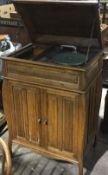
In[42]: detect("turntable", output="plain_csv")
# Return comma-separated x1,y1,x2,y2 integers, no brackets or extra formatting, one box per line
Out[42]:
37,44,99,66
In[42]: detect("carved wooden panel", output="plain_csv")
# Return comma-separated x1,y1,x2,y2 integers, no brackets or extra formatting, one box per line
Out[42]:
47,89,79,157
7,82,41,145
27,88,41,145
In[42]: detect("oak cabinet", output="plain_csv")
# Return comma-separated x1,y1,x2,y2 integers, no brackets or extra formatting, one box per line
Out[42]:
3,64,102,175
2,1,102,175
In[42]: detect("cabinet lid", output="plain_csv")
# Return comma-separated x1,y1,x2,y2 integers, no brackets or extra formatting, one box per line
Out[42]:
13,0,102,48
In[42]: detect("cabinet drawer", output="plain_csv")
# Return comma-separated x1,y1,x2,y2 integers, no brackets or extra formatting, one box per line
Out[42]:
3,58,102,92
3,60,85,91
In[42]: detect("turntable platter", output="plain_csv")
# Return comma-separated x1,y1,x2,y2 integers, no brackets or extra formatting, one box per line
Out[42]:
38,45,87,66
52,52,86,66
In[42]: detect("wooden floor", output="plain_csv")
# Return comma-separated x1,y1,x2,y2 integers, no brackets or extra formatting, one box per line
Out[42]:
0,88,108,175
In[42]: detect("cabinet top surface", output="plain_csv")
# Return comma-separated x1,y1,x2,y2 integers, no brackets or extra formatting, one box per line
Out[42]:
13,0,102,48
13,0,98,3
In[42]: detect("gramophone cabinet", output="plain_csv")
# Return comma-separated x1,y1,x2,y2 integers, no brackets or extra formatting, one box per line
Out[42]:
2,1,103,175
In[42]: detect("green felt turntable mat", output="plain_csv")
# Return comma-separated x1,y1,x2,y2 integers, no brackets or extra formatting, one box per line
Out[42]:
52,52,86,65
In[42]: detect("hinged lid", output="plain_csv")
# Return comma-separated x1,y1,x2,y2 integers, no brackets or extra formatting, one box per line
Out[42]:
13,0,102,48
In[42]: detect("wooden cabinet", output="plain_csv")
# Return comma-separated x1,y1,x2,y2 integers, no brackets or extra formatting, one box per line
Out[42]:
2,1,103,175
2,62,102,175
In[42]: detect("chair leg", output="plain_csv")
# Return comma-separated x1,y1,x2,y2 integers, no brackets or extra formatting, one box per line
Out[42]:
2,150,5,175
0,138,12,175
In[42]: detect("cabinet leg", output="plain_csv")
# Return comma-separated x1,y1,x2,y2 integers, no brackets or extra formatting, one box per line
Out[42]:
78,161,83,175
8,138,12,157
93,135,98,148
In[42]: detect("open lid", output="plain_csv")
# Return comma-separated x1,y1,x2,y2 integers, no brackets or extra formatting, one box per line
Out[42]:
13,0,102,48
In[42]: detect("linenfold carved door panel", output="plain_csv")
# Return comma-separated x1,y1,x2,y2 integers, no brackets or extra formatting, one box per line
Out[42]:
8,82,41,145
46,89,79,157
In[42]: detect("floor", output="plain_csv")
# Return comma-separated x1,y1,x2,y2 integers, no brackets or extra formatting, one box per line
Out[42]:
0,88,108,175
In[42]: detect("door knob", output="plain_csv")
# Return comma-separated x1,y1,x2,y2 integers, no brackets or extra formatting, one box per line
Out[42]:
43,119,48,125
37,118,41,124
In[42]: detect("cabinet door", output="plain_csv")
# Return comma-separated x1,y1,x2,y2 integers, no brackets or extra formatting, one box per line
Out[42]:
3,80,84,158
46,89,79,157
5,81,41,145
